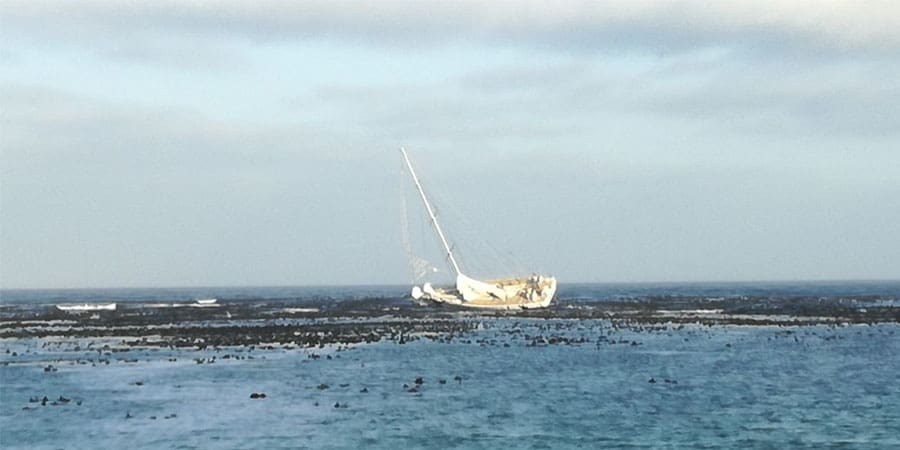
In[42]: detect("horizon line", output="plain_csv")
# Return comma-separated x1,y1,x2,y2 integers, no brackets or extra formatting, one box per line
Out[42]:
3,278,900,292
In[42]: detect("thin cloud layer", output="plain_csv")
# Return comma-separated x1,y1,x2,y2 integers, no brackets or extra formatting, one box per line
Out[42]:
2,1,899,287
3,0,899,55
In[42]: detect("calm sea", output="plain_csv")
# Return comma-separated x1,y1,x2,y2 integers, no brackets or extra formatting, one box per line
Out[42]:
2,282,899,449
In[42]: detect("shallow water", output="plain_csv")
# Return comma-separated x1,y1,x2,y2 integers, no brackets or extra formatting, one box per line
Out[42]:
2,318,899,449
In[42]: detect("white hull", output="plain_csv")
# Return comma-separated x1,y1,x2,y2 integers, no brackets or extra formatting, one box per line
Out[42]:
413,276,557,310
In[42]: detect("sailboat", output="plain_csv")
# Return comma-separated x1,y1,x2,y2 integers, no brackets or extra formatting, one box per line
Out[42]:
400,148,557,310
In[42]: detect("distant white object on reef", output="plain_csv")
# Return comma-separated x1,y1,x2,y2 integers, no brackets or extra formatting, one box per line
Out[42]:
192,298,219,307
56,303,116,312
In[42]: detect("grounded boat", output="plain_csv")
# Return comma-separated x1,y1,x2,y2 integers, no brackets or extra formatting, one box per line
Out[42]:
56,303,116,312
400,148,557,310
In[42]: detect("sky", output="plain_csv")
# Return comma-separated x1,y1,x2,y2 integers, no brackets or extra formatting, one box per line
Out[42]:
1,1,899,289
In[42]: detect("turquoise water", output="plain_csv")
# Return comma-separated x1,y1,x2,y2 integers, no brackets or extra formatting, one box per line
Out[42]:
2,319,899,449
2,282,900,448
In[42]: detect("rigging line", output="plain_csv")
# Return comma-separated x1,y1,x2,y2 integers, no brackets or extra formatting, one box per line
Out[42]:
400,157,443,282
408,171,467,277
427,184,525,277
400,160,431,283
399,160,414,283
400,147,462,276
405,157,489,276
419,179,486,273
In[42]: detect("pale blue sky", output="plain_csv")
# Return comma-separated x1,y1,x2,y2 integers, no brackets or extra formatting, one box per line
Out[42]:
2,1,899,288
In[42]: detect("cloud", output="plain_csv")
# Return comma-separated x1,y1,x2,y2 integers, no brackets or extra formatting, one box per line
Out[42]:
2,2,899,287
100,36,249,70
0,83,389,187
0,84,407,288
301,49,900,147
2,1,899,57
7,1,882,142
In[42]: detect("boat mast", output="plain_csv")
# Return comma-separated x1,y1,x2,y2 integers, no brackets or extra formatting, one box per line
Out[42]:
399,147,462,276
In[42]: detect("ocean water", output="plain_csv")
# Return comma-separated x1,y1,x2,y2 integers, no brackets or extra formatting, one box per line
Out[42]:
2,282,899,449
3,279,900,305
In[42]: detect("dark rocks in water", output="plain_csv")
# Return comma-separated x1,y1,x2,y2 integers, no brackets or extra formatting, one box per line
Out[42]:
359,387,368,393
406,386,419,393
438,379,447,385
649,377,656,384
41,396,48,406
130,381,144,386
150,416,157,420
314,401,319,406
29,396,40,403
664,379,677,384
249,392,267,399
317,383,329,390
414,376,424,385
164,413,177,419
125,412,133,419
338,383,350,388
6,293,894,376
57,396,70,403
402,383,409,389
333,402,348,409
